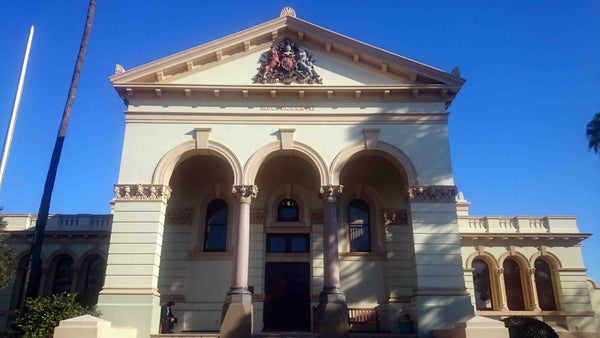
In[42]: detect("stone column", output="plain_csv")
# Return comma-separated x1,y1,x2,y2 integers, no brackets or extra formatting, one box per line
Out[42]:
408,185,474,338
496,268,509,311
527,267,541,311
97,184,171,338
317,185,349,337
220,185,257,338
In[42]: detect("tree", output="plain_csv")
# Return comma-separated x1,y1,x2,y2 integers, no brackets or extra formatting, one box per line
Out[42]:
24,0,96,300
0,210,16,288
586,112,600,155
7,292,101,338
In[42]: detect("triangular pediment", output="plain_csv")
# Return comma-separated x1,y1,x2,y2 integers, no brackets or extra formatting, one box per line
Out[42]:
111,12,464,103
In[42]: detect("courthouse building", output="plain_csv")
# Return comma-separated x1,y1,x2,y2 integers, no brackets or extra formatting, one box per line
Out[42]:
1,8,599,338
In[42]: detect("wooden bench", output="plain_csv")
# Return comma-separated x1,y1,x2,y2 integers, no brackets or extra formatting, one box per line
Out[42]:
312,307,381,333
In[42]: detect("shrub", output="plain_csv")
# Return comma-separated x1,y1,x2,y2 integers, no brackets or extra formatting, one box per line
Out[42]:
503,316,559,338
7,292,101,338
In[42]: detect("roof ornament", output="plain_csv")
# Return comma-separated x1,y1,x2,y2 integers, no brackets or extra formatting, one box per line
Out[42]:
280,7,296,18
451,66,460,77
115,64,125,75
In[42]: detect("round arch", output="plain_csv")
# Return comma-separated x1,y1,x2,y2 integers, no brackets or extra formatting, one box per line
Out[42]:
152,140,243,186
498,251,531,269
465,251,500,271
330,141,419,186
529,251,563,269
244,141,329,186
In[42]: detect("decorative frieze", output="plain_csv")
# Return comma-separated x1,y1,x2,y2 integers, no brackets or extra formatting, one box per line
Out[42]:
232,185,258,203
408,185,457,203
250,209,265,224
319,185,343,202
310,209,324,224
382,209,408,226
167,209,193,224
114,184,171,201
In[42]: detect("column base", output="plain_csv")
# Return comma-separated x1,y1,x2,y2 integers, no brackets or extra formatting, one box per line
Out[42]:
220,297,253,338
317,288,349,338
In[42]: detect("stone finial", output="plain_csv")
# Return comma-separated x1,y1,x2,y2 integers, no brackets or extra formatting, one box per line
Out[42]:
280,7,297,18
115,64,125,75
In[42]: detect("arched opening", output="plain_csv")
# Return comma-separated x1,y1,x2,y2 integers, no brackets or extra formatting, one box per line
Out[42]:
254,152,321,332
472,259,494,310
534,258,557,311
80,255,105,306
51,256,74,295
503,258,525,310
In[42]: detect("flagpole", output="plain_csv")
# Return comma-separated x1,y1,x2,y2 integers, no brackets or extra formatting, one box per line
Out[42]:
0,25,34,190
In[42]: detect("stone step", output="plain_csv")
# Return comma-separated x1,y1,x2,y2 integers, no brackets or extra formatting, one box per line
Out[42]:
151,333,417,338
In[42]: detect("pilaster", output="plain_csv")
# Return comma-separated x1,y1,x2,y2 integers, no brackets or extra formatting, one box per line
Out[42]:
97,184,170,337
408,185,474,338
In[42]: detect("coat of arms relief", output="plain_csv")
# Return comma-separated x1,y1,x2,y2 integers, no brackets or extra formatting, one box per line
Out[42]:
253,39,323,84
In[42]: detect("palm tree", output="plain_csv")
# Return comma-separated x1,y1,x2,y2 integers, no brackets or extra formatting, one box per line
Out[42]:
587,112,600,155
23,0,96,301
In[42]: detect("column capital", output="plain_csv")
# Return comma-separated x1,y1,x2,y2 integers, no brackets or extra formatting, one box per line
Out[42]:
527,267,536,275
408,185,457,203
319,185,343,202
114,184,171,202
232,185,258,203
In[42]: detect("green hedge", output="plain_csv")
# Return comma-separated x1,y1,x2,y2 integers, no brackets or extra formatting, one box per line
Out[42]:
503,316,559,338
7,292,101,338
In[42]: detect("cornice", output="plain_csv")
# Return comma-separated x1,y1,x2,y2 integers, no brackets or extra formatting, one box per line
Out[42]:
124,112,449,125
114,83,459,105
460,232,591,243
110,14,464,91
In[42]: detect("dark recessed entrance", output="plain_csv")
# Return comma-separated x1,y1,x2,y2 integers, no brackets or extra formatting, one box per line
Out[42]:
263,262,311,331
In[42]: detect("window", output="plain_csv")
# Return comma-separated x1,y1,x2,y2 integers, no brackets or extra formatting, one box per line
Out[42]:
348,199,370,252
204,199,228,252
472,259,493,310
534,259,557,311
277,199,299,222
266,234,309,253
52,256,74,294
80,256,105,306
503,259,525,310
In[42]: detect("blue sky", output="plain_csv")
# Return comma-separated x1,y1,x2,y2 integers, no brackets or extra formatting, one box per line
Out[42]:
0,1,599,281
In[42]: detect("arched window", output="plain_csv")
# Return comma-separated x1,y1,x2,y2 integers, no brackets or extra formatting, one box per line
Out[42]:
277,199,299,222
503,258,525,310
11,255,32,309
472,259,493,310
348,199,370,252
52,256,74,294
204,199,228,252
534,259,557,311
80,256,105,306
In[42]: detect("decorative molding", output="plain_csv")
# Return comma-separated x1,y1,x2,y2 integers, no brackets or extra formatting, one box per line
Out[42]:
167,208,193,224
193,128,211,149
382,209,408,226
114,184,171,202
232,185,258,203
527,267,536,275
279,128,295,150
496,268,504,274
310,209,324,224
408,185,457,203
250,209,265,224
160,294,186,303
253,39,322,85
362,128,380,150
319,185,343,202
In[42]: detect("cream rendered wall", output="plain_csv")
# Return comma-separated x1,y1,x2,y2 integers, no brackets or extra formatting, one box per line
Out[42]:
118,119,453,186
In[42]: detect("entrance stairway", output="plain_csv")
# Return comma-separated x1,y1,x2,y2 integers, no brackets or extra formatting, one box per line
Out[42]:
152,333,417,338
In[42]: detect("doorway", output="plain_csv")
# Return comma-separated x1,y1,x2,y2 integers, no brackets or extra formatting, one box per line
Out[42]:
263,262,311,331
